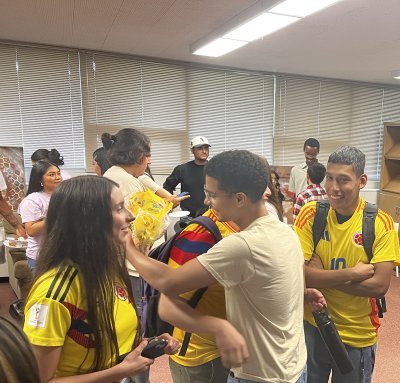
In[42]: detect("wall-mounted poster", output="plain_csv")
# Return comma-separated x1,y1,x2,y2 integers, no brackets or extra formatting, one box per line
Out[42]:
270,165,294,224
0,147,25,211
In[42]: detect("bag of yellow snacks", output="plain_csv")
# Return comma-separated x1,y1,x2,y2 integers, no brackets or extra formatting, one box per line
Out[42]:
127,190,173,246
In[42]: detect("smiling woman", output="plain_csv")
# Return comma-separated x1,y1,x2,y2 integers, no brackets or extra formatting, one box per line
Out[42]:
22,175,179,382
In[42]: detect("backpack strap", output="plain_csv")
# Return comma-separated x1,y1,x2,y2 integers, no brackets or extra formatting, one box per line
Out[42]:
362,202,377,261
362,202,386,317
178,215,222,356
312,200,330,251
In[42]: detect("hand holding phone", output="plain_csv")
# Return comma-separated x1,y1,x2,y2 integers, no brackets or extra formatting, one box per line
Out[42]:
177,191,189,197
141,337,168,359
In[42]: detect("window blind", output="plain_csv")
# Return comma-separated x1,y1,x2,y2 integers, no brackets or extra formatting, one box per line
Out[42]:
0,43,84,171
274,76,400,180
82,52,275,173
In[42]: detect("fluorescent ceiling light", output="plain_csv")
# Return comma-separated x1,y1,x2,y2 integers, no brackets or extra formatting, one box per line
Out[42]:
270,0,343,18
192,38,248,57
223,12,300,42
391,70,400,80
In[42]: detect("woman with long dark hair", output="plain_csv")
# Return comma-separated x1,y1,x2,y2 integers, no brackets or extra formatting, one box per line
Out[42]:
31,148,71,180
23,175,179,382
18,160,62,271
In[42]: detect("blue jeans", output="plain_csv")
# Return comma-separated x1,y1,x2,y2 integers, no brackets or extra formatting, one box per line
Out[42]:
27,257,36,274
227,366,307,383
304,321,376,383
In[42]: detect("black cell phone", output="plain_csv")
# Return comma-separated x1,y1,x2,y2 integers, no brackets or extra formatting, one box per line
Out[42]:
117,338,168,363
141,338,168,359
177,191,189,197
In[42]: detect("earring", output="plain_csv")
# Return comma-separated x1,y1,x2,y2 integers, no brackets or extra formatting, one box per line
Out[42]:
40,182,43,187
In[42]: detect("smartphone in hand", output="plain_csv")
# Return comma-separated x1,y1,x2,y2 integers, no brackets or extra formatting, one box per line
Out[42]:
177,191,189,197
141,338,168,359
117,338,168,364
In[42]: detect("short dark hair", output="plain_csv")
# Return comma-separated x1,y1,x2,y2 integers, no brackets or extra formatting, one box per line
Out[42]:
205,150,269,202
93,147,111,175
27,160,59,196
328,146,365,177
303,138,320,151
31,148,64,166
307,163,326,184
102,129,150,166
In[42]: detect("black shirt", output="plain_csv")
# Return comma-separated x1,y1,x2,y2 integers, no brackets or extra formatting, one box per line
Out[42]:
163,160,207,217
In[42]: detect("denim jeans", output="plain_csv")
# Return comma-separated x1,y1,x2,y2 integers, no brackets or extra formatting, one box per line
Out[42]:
27,257,36,274
227,366,307,383
304,321,376,383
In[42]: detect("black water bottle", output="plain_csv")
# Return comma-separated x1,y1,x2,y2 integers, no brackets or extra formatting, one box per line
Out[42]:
312,306,354,375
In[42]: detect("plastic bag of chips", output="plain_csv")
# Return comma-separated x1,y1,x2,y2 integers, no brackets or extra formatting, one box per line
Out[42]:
127,189,173,246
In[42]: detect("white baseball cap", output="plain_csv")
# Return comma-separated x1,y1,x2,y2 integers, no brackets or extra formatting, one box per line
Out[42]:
191,136,211,148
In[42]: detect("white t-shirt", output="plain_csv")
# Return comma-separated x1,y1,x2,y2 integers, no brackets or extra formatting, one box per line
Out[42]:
198,215,306,383
138,174,160,193
18,191,51,261
104,166,146,205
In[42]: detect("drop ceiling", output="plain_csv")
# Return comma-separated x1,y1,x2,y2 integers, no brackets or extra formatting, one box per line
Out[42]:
1,0,400,85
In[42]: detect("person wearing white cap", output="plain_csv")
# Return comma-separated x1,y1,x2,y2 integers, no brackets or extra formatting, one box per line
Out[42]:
163,136,211,217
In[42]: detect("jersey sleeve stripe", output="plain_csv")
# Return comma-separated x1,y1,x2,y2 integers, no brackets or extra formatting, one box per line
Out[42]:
59,269,79,303
377,211,393,231
52,265,73,301
45,268,64,298
296,205,316,229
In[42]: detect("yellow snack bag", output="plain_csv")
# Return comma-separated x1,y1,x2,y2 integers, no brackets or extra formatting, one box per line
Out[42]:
127,190,172,246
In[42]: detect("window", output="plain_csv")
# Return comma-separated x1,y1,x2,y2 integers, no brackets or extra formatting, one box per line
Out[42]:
274,76,400,179
81,52,274,173
0,43,84,172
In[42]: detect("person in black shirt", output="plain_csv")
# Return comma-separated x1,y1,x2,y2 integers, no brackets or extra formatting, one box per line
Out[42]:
163,136,210,217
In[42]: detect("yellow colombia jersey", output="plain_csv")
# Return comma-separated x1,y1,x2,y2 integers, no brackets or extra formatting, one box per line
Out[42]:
168,209,238,367
295,198,400,348
24,264,137,377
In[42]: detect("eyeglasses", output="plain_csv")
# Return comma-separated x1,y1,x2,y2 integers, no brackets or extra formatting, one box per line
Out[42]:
204,188,217,199
204,188,234,199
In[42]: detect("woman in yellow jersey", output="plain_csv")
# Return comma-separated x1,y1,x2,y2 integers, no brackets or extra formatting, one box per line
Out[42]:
24,175,179,382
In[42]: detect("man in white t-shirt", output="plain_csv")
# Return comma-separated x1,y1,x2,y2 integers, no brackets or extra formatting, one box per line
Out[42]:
127,150,324,383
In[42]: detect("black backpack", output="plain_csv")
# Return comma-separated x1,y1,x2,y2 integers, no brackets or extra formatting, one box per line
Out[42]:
312,200,386,318
141,215,222,355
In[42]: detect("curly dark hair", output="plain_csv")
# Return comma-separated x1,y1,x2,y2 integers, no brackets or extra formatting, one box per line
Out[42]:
101,129,150,166
31,148,65,166
205,150,269,202
303,138,320,151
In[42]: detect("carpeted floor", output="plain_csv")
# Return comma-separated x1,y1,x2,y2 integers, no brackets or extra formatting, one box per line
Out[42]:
1,272,400,382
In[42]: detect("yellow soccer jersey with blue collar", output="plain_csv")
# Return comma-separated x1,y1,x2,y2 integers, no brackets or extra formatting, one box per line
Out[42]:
295,198,400,348
24,264,138,377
